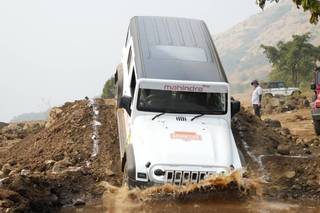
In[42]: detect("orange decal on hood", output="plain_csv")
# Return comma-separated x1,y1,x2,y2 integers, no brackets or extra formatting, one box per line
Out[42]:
170,131,202,141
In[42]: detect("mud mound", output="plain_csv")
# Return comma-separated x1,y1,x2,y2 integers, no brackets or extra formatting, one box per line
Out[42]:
0,121,45,147
0,122,8,130
0,99,121,212
262,95,310,114
232,109,320,201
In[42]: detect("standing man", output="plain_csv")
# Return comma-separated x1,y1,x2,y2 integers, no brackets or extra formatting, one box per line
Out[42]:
251,80,263,118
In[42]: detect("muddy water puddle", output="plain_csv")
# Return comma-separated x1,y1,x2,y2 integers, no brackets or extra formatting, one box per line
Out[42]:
61,199,320,213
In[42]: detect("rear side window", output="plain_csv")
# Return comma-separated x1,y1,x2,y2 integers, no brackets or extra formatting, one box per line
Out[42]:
277,82,285,88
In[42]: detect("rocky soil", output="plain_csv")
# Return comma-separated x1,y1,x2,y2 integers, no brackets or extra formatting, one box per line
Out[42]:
232,109,320,201
0,99,320,212
262,94,310,114
0,99,121,212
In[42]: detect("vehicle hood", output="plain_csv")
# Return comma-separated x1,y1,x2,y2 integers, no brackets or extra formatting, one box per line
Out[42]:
131,116,236,168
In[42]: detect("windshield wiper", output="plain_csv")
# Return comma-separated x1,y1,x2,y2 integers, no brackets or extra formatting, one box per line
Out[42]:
191,113,204,121
152,112,165,120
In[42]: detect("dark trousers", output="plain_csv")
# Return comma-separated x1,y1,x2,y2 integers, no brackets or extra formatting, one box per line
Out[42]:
253,104,261,118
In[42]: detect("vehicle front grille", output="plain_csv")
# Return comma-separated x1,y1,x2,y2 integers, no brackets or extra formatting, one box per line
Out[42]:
165,170,215,185
176,116,187,121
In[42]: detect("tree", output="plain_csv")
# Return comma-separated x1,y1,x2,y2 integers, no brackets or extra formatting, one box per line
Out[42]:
261,33,320,86
101,76,115,99
257,0,320,24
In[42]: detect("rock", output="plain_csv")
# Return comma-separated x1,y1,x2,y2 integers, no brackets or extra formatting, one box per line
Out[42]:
1,164,12,176
0,199,14,208
20,169,30,176
73,198,86,206
52,158,72,173
277,144,290,155
269,98,281,107
296,138,304,144
305,150,312,155
8,169,19,176
264,104,273,114
45,160,56,166
105,168,115,176
294,115,306,121
292,184,302,190
45,107,63,128
264,118,281,128
284,171,296,179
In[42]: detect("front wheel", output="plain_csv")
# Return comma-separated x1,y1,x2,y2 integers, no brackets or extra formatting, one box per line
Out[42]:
313,119,320,135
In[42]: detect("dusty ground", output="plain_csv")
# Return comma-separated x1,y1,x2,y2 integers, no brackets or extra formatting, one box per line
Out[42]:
233,109,320,201
0,98,320,212
263,108,315,140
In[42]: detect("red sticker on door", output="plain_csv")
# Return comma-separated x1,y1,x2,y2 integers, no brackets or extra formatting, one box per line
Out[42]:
170,131,202,141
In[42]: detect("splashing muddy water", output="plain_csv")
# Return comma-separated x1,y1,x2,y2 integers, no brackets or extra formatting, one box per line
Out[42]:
60,172,320,213
101,171,260,213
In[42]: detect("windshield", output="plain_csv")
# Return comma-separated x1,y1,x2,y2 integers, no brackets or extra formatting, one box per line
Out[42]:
137,89,227,114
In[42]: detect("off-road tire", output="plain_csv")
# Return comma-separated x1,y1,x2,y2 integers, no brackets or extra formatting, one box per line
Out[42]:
313,119,320,135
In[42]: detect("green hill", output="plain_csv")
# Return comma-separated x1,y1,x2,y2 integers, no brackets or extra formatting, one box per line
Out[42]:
214,0,320,92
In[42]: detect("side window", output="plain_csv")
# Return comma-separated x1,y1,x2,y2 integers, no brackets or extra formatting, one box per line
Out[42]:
130,69,136,98
278,82,285,88
127,46,132,72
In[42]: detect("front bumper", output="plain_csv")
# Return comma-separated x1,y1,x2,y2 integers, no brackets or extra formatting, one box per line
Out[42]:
128,177,155,188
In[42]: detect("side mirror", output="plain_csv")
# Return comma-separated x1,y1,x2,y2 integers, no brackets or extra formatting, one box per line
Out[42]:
231,100,241,117
119,96,132,115
311,83,316,90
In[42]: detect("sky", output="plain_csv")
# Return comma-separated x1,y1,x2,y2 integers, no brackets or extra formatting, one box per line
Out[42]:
0,0,261,122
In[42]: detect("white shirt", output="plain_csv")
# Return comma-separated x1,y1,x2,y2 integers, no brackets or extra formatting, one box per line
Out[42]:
252,86,263,105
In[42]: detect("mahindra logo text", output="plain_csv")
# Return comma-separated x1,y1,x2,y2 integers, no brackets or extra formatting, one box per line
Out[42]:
164,84,205,92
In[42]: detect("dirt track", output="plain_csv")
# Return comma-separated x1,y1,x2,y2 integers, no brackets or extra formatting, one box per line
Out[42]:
0,99,320,212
